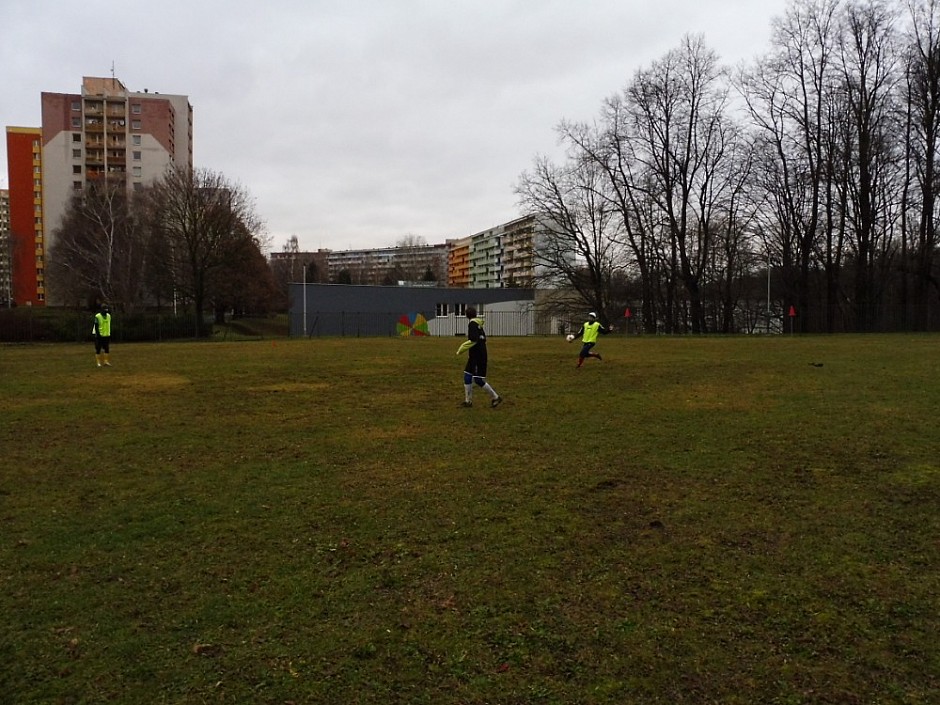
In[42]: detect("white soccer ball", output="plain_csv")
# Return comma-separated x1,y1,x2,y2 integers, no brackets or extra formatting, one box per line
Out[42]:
566,334,575,342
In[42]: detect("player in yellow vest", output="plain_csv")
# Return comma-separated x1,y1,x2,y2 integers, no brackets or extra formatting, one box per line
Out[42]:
571,311,612,368
92,303,113,367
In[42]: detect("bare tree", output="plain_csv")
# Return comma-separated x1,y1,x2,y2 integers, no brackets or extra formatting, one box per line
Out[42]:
269,234,304,309
516,150,625,321
393,233,430,281
209,229,283,320
739,0,841,331
625,35,734,332
557,103,662,332
143,165,266,337
704,131,764,332
903,0,940,328
835,0,903,331
45,182,148,310
396,233,427,249
513,0,940,332
520,36,744,332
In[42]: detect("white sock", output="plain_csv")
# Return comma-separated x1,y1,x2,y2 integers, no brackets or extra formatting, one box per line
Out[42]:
482,383,498,399
464,383,473,402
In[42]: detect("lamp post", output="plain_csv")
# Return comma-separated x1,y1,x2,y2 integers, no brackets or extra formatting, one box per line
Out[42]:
302,261,308,338
766,251,772,334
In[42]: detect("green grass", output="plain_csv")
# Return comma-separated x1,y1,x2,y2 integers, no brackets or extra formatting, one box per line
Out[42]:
211,315,290,340
1,334,938,704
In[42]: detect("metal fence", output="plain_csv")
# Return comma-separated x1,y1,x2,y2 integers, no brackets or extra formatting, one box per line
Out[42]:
291,310,583,338
0,309,206,343
292,305,940,337
4,304,936,343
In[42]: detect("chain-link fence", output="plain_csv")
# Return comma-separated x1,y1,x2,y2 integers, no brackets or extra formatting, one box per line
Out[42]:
289,309,667,337
291,304,940,337
0,309,206,343
4,303,936,343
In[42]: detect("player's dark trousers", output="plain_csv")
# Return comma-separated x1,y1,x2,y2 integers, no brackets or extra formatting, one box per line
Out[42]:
578,342,598,367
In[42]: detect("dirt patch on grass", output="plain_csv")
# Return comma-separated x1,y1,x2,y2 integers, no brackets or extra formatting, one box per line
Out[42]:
113,373,189,392
367,425,421,441
247,382,330,393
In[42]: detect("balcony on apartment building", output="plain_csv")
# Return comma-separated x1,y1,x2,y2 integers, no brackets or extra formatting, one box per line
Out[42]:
85,167,127,184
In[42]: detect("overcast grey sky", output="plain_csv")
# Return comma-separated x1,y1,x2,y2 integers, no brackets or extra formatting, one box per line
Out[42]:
1,0,791,252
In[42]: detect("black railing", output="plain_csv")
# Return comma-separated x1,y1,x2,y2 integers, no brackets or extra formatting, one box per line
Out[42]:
0,309,207,343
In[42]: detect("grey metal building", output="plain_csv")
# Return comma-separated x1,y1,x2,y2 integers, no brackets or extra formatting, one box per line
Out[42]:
290,283,537,337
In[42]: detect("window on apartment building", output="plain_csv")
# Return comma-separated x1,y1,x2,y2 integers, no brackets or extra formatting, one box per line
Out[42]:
72,165,81,175
72,149,81,159
71,117,81,128
73,181,82,190
132,166,142,177
132,135,141,145
71,101,80,111
435,303,449,317
131,120,141,130
132,151,141,160
72,133,81,142
132,104,141,114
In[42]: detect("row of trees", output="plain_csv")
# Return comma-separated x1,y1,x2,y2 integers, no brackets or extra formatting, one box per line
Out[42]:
518,0,940,333
47,165,281,336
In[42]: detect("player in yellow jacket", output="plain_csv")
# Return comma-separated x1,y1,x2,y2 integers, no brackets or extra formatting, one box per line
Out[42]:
92,303,113,367
571,311,612,368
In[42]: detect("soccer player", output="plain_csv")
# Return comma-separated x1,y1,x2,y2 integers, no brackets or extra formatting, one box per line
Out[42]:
572,311,612,368
92,303,113,367
456,305,503,408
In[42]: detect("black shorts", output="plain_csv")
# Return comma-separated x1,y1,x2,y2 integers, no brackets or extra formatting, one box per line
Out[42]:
465,350,487,377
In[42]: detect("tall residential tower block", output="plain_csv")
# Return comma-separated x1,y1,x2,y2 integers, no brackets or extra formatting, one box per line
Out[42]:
4,76,193,305
4,127,44,305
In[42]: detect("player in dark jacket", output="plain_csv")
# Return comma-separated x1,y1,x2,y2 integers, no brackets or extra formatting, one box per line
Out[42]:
456,306,503,408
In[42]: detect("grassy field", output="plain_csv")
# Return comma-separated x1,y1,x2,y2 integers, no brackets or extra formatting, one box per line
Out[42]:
1,334,938,704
